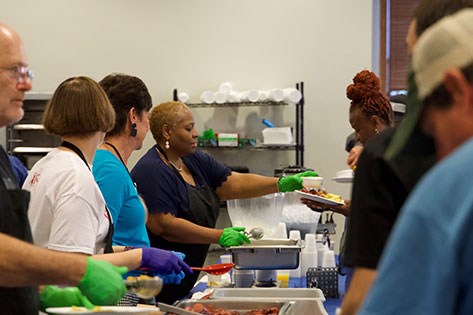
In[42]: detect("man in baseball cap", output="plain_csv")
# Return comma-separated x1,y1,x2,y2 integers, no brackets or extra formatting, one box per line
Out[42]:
358,8,473,315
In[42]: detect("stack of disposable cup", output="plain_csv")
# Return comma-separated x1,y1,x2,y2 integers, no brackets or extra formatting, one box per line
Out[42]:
214,91,227,104
277,222,288,239
288,230,301,279
219,82,233,94
227,91,241,102
177,92,189,103
276,222,290,286
269,88,284,102
258,90,270,102
240,90,259,102
232,269,254,288
220,254,233,278
322,250,336,268
283,88,302,103
300,234,318,277
200,91,215,104
317,241,329,267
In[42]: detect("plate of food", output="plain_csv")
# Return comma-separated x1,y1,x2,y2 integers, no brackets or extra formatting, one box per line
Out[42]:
295,188,345,205
332,169,354,183
45,306,154,314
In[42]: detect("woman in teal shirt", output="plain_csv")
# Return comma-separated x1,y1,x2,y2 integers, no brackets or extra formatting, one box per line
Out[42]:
93,73,152,248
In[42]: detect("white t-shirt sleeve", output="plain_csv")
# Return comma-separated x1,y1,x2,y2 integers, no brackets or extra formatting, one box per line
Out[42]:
47,193,101,255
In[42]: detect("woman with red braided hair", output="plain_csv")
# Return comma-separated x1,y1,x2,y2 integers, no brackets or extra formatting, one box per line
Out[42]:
346,70,393,168
303,70,393,216
347,70,394,147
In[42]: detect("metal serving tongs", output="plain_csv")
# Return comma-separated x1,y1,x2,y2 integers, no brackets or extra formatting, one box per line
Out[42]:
243,227,264,240
124,276,163,299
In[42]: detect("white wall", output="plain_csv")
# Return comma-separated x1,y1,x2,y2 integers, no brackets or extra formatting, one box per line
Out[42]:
2,0,374,252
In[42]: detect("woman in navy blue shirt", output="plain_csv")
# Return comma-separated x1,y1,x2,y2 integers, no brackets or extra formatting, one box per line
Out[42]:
131,101,316,303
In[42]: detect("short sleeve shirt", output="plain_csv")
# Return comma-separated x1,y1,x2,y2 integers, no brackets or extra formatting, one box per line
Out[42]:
131,145,231,217
24,149,109,255
358,137,473,315
93,149,150,247
344,127,435,268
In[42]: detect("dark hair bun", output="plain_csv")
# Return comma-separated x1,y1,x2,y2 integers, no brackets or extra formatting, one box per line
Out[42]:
346,70,381,102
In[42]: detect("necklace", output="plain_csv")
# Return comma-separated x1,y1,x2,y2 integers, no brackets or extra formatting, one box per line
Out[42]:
155,146,184,172
169,160,183,172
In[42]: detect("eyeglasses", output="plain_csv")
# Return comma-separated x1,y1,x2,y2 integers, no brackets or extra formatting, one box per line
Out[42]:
0,65,34,83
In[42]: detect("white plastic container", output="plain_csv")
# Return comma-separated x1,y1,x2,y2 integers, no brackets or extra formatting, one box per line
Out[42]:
262,127,293,145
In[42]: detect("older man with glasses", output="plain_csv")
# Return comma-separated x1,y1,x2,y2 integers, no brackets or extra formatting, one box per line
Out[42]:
0,22,128,314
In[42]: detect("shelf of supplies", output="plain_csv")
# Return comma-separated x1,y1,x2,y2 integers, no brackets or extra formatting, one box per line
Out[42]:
13,147,55,154
13,124,45,130
198,144,299,151
187,101,289,108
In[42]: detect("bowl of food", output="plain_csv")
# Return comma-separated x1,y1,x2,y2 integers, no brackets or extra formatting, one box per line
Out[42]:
301,177,323,189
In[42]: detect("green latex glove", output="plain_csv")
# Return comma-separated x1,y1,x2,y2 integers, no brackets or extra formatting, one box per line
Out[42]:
40,286,95,311
77,257,128,306
218,227,251,247
278,171,319,192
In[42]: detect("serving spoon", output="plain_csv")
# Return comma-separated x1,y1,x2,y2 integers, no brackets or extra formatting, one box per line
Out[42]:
244,227,264,239
190,263,235,275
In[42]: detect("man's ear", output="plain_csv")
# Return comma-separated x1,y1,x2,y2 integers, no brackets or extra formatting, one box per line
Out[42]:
443,68,471,110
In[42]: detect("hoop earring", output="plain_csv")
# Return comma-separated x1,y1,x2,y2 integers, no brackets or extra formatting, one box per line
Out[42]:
165,140,170,149
130,123,137,137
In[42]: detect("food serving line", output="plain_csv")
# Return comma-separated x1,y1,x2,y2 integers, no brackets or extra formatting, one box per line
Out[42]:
166,237,345,315
45,174,347,314
165,173,352,315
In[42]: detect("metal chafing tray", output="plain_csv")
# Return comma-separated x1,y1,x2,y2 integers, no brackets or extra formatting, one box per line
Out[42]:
210,288,325,302
174,299,327,315
227,238,302,270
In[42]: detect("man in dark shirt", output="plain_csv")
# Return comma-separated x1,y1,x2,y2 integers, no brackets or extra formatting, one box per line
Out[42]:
340,1,473,314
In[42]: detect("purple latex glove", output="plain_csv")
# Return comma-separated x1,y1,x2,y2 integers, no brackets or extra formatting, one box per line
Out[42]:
140,247,193,275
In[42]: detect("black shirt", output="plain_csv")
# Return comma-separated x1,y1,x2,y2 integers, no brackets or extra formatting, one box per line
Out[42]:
343,127,436,268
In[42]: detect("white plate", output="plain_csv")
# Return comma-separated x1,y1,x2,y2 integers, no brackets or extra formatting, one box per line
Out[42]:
332,176,353,183
45,306,154,314
295,190,344,205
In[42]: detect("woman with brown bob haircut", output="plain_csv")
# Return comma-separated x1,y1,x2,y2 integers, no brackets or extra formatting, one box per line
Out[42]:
131,101,317,303
42,76,115,138
23,77,188,310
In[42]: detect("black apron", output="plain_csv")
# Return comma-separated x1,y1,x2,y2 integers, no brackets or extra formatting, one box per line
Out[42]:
0,146,39,314
60,141,114,253
150,146,220,304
